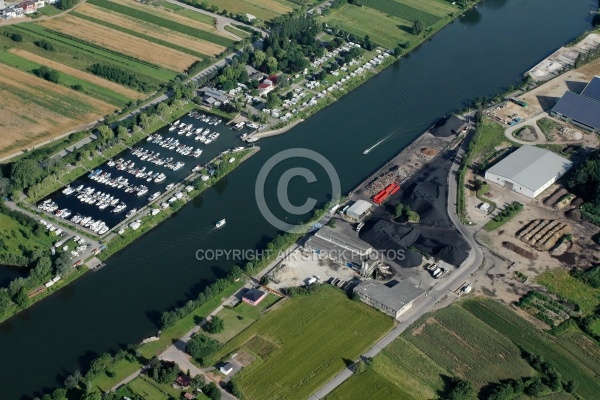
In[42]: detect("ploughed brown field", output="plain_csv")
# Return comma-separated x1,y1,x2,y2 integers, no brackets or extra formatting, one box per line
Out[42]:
0,63,113,158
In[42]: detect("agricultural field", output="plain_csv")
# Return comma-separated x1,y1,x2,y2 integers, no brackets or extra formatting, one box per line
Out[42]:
0,0,241,156
39,15,198,72
208,285,393,400
0,63,113,157
404,305,534,386
321,0,459,49
197,0,300,21
463,299,600,399
537,269,600,315
72,3,227,58
328,299,600,400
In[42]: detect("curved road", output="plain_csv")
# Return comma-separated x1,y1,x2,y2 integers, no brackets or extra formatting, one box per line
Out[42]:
309,131,485,399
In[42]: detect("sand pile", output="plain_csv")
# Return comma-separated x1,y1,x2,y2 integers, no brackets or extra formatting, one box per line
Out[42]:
420,147,439,157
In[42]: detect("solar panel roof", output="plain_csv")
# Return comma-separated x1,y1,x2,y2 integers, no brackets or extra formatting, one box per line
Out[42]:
552,91,600,129
581,76,600,102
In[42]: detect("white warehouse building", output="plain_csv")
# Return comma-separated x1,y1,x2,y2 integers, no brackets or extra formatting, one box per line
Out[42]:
484,145,572,198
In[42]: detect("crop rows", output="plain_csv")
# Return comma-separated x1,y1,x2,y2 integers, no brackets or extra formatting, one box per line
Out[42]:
12,24,176,83
404,305,532,385
462,299,600,399
88,0,235,47
71,12,208,60
361,0,440,27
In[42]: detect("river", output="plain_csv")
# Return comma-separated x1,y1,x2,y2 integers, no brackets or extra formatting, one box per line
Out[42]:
0,0,593,398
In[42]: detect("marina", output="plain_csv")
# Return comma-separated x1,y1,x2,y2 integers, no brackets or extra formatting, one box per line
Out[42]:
38,111,254,235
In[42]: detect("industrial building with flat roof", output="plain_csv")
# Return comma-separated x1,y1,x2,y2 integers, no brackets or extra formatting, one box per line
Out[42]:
551,76,600,132
345,200,372,220
354,280,425,319
484,145,572,198
304,226,372,267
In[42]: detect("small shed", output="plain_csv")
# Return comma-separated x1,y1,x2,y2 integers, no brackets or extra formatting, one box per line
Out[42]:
175,375,191,389
220,362,234,375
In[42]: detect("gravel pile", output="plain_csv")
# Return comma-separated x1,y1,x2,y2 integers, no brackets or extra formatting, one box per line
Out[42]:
360,152,469,268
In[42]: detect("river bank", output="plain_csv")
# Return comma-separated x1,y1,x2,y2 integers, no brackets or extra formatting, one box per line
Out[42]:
0,0,593,398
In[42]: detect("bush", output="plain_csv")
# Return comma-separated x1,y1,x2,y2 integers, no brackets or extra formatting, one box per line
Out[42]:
33,66,59,83
186,334,219,365
34,40,55,51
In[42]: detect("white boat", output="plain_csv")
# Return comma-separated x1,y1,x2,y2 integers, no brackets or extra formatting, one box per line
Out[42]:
126,209,137,218
192,149,203,158
148,192,161,202
165,183,175,191
215,219,226,228
154,173,166,183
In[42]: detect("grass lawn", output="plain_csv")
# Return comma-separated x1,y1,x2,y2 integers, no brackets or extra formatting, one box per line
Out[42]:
225,25,250,39
536,117,560,140
128,375,171,400
536,269,600,315
140,279,245,359
590,318,600,336
93,357,142,393
209,285,394,400
468,117,507,164
37,5,63,17
462,299,600,399
0,213,53,261
206,294,281,343
173,8,216,25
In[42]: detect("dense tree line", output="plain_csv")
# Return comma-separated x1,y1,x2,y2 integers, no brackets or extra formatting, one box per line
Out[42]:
56,0,80,10
147,357,179,384
568,149,600,224
87,63,157,92
34,40,55,51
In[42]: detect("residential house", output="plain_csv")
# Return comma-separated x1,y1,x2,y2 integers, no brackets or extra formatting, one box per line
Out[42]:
20,0,36,14
220,362,234,375
242,288,267,306
199,87,229,107
0,0,6,10
1,7,16,19
35,0,45,9
175,375,191,389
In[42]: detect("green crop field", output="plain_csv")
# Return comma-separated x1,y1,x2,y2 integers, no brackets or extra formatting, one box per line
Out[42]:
0,50,129,107
361,0,441,26
209,286,393,400
7,24,177,83
404,305,534,386
326,368,412,400
88,0,234,47
537,269,600,315
321,0,458,49
329,299,600,400
197,0,299,21
462,299,600,399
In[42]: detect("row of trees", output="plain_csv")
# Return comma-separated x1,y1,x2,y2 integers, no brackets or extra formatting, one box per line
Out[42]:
568,149,600,224
33,65,59,83
88,63,158,92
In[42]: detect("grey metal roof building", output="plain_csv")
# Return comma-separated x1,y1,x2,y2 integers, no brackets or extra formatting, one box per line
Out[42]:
484,145,572,198
304,226,372,267
346,200,372,220
354,280,425,319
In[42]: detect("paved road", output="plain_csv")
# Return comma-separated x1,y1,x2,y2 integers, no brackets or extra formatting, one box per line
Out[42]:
309,132,485,399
